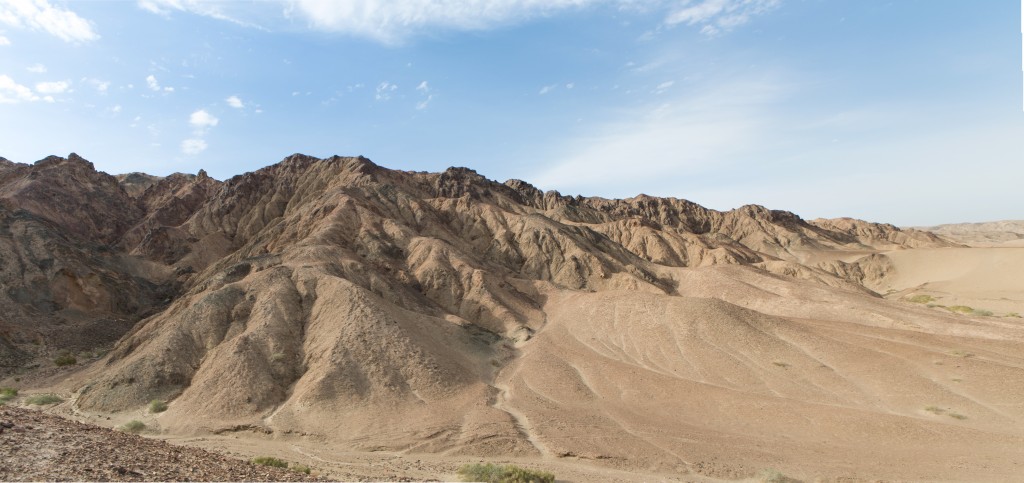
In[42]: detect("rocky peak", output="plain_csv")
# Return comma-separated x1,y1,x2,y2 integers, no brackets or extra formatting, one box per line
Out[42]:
0,154,141,244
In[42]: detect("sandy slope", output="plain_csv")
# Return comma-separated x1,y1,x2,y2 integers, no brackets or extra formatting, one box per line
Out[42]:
873,247,1024,316
498,265,1024,481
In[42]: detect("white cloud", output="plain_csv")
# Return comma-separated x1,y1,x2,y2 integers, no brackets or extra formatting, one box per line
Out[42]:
138,0,261,28
289,0,597,43
129,1,772,44
539,84,557,95
0,74,39,103
0,35,9,45
83,78,110,92
145,74,173,92
110,104,122,114
0,0,99,42
189,109,219,128
35,79,68,94
225,95,244,108
531,78,788,196
26,63,45,73
415,81,432,109
654,80,674,94
181,138,207,155
665,0,780,36
375,81,397,100
566,82,575,89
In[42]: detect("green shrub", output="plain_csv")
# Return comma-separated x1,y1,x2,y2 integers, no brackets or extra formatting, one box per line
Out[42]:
53,353,77,366
948,412,968,420
252,457,289,469
458,463,554,483
924,405,945,415
121,420,146,433
948,305,973,314
0,387,17,402
148,399,168,413
292,464,312,475
906,294,934,304
26,394,62,405
1006,312,1021,318
971,309,993,317
760,468,800,482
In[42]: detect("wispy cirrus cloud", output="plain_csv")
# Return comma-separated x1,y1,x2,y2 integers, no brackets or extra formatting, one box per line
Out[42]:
531,76,791,196
288,0,596,44
375,81,397,101
132,0,779,43
0,0,99,42
137,0,262,29
415,81,432,110
665,0,780,36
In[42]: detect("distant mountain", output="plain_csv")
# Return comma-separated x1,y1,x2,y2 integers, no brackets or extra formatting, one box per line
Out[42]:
915,220,1024,246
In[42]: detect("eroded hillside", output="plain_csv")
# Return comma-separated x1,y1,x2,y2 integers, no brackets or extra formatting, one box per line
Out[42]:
6,153,1019,481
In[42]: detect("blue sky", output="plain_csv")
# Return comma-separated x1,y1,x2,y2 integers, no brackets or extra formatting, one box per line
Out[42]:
0,0,1021,226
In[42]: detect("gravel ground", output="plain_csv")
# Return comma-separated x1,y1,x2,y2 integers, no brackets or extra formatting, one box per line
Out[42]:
0,405,326,482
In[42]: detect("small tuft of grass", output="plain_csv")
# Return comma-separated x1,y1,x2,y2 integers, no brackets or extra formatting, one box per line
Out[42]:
148,399,168,413
292,464,312,475
924,405,945,415
0,387,17,402
971,308,993,317
458,463,555,483
906,294,934,304
760,468,801,483
252,456,289,469
947,305,974,314
772,361,790,368
949,350,975,358
26,394,62,405
1005,312,1021,318
270,352,286,363
951,378,962,383
53,353,77,366
121,420,146,433
948,412,968,420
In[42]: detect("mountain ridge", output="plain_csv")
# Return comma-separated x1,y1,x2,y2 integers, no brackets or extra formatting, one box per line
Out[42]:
7,152,1015,482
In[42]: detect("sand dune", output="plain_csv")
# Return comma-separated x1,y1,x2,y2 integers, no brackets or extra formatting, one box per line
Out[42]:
869,247,1024,317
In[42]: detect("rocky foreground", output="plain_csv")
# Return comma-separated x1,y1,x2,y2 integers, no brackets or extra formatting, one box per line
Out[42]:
0,406,323,482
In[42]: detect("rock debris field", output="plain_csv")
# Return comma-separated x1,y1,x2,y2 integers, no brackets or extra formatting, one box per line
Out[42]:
0,406,324,482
